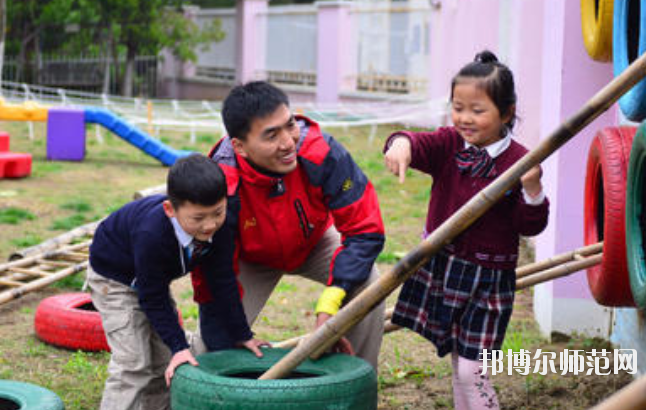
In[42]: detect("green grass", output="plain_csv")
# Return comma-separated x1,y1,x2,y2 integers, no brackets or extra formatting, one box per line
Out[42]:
10,234,43,248
50,214,91,231
0,121,577,410
0,207,36,224
60,199,93,213
52,272,86,290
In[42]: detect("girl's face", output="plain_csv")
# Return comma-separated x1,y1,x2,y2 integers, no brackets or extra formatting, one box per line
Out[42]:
451,80,512,148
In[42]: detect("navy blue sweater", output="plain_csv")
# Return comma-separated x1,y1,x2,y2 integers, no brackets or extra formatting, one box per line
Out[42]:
89,195,252,354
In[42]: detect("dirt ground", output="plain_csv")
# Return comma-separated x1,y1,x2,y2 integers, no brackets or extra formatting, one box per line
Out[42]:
0,264,636,410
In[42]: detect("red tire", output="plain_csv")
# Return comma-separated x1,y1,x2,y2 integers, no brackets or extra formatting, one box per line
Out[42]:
35,292,184,352
35,292,110,351
584,126,636,306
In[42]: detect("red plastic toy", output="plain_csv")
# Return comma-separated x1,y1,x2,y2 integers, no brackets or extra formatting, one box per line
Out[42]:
0,131,32,178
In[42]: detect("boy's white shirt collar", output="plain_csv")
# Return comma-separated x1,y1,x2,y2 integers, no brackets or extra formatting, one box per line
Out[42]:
170,217,193,248
463,134,511,159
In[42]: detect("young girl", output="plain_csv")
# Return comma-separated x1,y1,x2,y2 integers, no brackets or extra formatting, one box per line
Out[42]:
383,51,549,410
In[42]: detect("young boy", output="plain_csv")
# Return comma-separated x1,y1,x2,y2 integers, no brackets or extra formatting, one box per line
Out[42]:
87,154,266,410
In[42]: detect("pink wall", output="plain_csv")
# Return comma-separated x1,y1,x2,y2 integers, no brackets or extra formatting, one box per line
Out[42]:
536,0,616,300
428,0,500,104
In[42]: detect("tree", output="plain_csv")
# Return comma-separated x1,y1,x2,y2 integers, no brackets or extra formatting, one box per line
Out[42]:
5,0,223,96
92,0,224,96
0,0,5,88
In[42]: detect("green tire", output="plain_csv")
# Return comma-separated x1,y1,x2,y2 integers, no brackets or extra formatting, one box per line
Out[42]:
170,348,377,410
626,122,646,309
0,380,64,410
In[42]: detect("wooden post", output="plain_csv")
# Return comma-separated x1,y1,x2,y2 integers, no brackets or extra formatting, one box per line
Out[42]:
258,51,646,380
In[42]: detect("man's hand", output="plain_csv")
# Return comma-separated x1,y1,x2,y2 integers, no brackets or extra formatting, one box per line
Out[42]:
384,137,412,184
315,313,355,356
165,348,198,387
237,338,271,357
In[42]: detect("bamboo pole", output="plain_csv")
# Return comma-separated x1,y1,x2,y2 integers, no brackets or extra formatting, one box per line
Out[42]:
259,51,646,380
588,375,646,410
133,184,166,200
275,251,599,349
8,221,99,261
0,241,91,271
517,253,602,290
516,242,603,278
0,262,88,305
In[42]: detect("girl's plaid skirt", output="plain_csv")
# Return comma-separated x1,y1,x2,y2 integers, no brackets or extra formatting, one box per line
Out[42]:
392,251,515,360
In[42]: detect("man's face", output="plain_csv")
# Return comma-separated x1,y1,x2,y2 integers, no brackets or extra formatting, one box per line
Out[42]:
163,198,227,242
231,104,300,175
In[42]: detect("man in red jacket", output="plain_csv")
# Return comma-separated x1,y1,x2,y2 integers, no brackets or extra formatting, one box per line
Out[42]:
202,81,385,366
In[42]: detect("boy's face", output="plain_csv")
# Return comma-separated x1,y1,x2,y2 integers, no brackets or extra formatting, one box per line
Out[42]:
231,104,300,175
163,197,227,242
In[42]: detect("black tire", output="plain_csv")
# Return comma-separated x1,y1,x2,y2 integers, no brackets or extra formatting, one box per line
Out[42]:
170,348,377,410
0,380,64,410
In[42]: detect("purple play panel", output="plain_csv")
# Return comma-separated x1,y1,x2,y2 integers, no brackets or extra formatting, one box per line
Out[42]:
47,108,86,161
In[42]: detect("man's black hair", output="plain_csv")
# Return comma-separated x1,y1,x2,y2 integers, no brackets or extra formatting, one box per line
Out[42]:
167,154,226,208
222,81,290,140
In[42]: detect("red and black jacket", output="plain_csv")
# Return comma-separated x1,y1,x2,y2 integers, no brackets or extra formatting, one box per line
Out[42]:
204,115,385,296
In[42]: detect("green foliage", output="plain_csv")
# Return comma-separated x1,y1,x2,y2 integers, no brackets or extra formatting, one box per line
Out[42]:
0,207,36,224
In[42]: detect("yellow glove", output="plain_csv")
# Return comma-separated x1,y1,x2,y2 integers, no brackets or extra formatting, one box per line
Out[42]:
314,286,347,316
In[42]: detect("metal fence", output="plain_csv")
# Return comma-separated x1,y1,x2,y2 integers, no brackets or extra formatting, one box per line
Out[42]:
2,54,160,97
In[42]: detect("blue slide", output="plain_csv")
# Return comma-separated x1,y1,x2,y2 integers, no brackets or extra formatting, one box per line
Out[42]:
84,107,193,166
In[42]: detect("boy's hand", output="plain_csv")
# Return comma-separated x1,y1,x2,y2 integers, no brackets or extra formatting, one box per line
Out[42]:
521,165,543,198
315,313,355,356
237,338,271,357
384,137,412,184
165,348,198,387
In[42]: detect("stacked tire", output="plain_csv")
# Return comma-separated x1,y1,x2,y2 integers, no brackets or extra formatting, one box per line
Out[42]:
584,127,636,306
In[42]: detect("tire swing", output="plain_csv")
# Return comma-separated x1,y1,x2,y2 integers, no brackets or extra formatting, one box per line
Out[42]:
0,380,64,410
613,0,646,121
35,292,109,352
626,123,646,309
581,0,615,61
170,348,377,410
584,127,637,306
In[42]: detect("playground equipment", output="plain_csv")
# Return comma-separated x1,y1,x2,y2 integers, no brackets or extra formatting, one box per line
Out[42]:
613,0,646,121
580,0,614,62
0,380,64,410
34,292,110,352
0,98,192,166
626,122,646,309
171,348,377,410
584,127,635,306
0,131,32,178
0,241,89,306
257,46,646,380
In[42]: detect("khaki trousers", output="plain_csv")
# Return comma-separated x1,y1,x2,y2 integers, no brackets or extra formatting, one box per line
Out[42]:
194,226,385,368
87,267,173,410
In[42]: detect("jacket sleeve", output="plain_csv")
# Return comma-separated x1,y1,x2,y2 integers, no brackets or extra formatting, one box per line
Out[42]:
198,225,253,346
132,232,189,355
309,135,385,291
512,194,550,236
383,127,456,177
